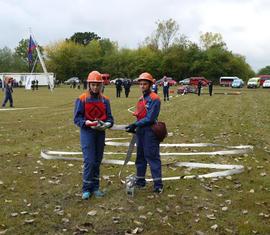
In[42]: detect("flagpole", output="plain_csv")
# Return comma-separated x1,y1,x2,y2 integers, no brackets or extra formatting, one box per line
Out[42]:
29,29,54,91
31,56,39,73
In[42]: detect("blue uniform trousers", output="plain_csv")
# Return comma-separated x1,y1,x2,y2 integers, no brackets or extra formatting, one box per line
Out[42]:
2,93,13,107
163,87,169,101
135,126,163,189
80,128,105,192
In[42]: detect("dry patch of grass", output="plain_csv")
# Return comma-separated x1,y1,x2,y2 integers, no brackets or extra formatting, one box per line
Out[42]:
0,86,270,234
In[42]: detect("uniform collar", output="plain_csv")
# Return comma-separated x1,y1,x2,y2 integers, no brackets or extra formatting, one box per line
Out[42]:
89,90,100,98
143,90,151,97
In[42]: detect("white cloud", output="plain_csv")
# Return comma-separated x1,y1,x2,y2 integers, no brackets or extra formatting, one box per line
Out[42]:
0,0,269,71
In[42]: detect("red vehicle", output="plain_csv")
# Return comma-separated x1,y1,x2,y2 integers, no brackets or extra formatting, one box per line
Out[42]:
189,77,210,86
101,74,110,85
258,75,270,86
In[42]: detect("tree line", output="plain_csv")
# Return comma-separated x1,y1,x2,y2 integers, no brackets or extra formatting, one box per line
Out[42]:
1,19,269,84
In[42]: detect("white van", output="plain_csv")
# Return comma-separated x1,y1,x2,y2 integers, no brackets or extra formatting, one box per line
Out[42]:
219,76,240,86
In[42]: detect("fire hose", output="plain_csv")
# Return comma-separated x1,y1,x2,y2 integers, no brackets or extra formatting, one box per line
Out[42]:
40,124,252,181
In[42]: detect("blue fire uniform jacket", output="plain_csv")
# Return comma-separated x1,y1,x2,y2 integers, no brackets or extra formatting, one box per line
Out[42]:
74,91,114,193
152,83,158,94
133,91,163,190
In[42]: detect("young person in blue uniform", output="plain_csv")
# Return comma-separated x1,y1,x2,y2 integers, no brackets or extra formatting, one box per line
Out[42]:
151,79,158,94
74,71,114,200
2,76,14,108
125,72,163,193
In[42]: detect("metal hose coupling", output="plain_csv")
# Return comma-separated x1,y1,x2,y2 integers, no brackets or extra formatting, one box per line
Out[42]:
125,174,136,197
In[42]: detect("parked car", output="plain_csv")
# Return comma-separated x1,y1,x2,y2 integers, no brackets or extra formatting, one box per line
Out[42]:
110,78,124,84
189,77,210,86
64,77,80,85
247,77,260,88
132,78,139,84
179,78,190,85
262,80,270,88
231,79,244,88
258,75,270,86
156,77,177,86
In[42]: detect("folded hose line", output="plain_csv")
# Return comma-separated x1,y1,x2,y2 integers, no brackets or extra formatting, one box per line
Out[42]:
105,141,253,149
0,106,48,111
40,150,245,180
41,148,250,157
41,136,252,180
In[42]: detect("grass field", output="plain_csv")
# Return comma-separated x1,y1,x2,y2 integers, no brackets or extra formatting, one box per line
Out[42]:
0,85,270,235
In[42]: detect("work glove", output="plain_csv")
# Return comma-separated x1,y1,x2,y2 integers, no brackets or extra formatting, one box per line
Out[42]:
103,122,113,128
125,123,137,133
93,121,112,131
91,121,103,130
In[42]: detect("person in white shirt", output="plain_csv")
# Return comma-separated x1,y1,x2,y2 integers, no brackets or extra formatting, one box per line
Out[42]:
162,76,170,101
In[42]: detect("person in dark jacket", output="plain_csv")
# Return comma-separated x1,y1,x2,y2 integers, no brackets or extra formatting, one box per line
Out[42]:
83,80,87,90
126,72,163,194
197,80,202,96
31,79,35,91
74,71,114,200
2,77,14,108
115,78,123,98
35,79,39,90
208,81,213,96
123,79,132,98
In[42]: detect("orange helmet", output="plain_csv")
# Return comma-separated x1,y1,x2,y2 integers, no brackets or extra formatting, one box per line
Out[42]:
138,72,154,83
87,71,103,83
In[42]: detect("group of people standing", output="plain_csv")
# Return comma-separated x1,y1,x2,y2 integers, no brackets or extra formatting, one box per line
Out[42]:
74,71,163,200
115,78,132,98
31,79,39,90
115,76,171,102
197,80,213,96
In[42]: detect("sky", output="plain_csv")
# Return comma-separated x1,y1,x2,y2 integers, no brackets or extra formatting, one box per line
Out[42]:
0,0,269,71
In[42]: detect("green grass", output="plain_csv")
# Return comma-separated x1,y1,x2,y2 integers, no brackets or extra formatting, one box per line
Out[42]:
0,85,270,235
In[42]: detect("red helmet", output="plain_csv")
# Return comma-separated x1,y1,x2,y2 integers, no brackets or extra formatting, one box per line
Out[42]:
138,72,154,83
87,71,103,83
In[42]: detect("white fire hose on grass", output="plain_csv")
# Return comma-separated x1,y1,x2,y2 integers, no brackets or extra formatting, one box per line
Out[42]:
40,124,252,182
